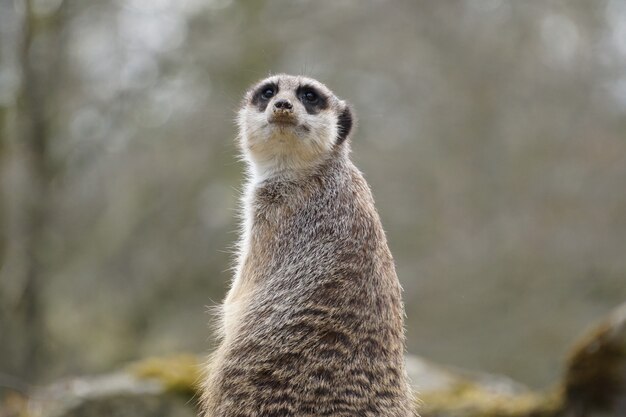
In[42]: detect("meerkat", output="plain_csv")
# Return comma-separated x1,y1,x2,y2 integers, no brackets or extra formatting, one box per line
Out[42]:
201,74,414,417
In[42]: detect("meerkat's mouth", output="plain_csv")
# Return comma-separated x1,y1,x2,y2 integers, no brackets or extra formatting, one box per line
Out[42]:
268,115,298,127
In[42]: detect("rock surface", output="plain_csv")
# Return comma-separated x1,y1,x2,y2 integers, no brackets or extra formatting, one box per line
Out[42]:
28,373,195,417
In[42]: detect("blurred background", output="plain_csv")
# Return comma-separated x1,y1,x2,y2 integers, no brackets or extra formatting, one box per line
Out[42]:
1,0,625,395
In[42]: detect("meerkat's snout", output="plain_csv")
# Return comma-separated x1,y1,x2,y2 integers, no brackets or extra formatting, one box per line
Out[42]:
270,98,297,125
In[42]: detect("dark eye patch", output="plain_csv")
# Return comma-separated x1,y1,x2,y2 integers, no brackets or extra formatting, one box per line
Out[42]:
251,82,279,112
296,85,328,115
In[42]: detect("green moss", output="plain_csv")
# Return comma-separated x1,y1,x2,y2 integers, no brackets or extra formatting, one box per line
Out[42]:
0,392,31,417
128,354,203,395
419,381,562,417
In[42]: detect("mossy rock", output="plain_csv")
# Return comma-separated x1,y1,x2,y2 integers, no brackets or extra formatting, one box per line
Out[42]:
562,303,626,417
129,354,202,396
20,302,626,417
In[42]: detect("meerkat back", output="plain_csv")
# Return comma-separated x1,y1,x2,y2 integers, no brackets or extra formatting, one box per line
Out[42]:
201,74,414,417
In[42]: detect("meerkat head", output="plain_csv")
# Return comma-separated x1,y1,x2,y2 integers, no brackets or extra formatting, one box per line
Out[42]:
237,74,354,181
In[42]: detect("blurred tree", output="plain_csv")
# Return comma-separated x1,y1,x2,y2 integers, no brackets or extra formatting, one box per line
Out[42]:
0,0,67,383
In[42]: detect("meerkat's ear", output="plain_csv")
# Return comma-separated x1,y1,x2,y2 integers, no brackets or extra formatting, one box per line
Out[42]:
336,103,354,145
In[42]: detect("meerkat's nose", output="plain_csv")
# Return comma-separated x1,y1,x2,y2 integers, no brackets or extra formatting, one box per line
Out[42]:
274,99,293,110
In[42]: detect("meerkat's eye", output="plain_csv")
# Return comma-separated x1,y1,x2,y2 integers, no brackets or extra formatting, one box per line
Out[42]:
261,88,275,100
301,90,319,104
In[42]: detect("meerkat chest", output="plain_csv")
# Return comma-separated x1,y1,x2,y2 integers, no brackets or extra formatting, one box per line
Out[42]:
222,178,345,337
